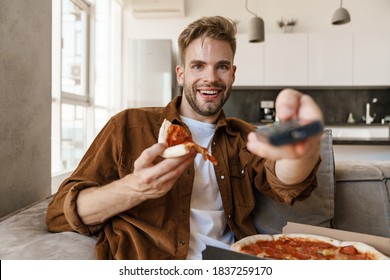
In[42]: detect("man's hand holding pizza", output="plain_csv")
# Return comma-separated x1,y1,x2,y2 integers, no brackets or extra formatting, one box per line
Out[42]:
127,142,196,200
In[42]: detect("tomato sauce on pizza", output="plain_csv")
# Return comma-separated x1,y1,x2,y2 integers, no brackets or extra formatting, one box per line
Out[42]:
158,119,217,165
231,233,389,260
241,237,372,260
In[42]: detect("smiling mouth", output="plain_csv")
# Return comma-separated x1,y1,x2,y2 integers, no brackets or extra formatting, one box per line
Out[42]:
199,89,219,95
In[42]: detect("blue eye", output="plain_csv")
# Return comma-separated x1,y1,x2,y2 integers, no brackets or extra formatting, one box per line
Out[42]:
217,64,229,71
192,64,203,70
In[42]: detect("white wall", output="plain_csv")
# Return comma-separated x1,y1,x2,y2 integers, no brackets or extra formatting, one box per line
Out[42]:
123,0,390,58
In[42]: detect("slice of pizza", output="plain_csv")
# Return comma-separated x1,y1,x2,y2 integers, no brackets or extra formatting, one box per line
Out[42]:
158,119,218,166
231,233,390,260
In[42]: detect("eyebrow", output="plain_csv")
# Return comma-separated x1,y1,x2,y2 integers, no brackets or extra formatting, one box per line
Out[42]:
189,59,205,65
217,60,232,66
189,59,232,66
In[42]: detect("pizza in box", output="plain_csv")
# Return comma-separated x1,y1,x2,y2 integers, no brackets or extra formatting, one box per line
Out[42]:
231,233,389,260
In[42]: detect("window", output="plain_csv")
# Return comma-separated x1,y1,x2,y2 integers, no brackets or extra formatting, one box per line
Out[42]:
61,103,87,170
59,0,90,171
61,0,89,100
52,0,122,193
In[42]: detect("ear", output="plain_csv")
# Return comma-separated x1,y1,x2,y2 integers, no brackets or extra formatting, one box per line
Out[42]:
176,65,184,85
232,65,237,83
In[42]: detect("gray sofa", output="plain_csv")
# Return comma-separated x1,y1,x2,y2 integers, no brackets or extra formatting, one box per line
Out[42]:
254,129,390,238
0,129,389,259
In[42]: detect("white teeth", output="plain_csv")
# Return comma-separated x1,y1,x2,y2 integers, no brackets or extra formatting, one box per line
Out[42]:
200,90,218,95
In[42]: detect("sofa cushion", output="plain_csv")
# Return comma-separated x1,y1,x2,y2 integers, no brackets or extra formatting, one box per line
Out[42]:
336,161,390,181
253,129,335,234
333,161,390,237
0,197,96,259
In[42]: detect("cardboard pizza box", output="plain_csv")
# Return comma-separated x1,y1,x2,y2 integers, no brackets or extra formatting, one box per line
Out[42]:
202,245,263,260
283,222,390,257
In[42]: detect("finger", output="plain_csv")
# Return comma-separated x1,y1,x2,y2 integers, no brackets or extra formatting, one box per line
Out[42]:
275,89,302,121
247,131,305,160
136,149,195,184
297,95,324,122
149,151,196,180
131,151,195,198
135,143,167,169
275,89,324,123
138,152,196,197
152,152,196,186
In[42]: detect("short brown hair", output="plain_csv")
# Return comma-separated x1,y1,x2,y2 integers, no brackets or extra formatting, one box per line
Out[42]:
178,16,237,65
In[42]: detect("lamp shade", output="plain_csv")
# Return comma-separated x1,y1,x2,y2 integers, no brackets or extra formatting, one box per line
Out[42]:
332,7,351,25
248,16,264,43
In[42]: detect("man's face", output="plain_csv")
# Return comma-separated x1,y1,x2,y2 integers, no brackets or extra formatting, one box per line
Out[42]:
176,37,236,121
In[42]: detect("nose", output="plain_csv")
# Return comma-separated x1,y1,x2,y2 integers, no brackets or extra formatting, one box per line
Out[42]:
203,66,218,83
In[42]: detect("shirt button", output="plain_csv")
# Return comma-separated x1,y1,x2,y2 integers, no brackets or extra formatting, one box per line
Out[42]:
220,175,225,179
179,240,185,246
213,142,216,145
241,169,245,175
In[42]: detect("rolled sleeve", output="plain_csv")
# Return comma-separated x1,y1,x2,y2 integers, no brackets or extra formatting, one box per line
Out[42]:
63,181,104,235
47,114,121,235
261,157,321,205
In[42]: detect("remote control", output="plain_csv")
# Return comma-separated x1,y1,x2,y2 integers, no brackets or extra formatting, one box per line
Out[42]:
255,120,324,146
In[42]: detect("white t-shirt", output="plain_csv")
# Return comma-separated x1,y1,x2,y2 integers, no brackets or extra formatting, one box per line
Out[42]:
180,116,234,260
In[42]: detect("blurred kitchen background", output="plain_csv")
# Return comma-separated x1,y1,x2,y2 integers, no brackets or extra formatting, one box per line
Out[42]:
224,88,390,125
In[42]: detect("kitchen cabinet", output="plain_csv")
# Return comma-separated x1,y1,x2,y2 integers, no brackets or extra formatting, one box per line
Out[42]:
329,125,390,161
353,33,390,86
333,145,390,161
308,33,353,86
264,33,308,86
233,33,390,87
234,34,264,86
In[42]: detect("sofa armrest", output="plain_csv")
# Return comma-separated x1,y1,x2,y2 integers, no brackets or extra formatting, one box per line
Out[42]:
333,161,390,238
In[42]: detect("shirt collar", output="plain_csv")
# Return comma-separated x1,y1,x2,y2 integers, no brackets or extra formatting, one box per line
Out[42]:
160,96,228,131
159,96,183,125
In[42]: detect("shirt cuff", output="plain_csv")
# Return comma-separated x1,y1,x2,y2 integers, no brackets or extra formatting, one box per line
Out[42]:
263,157,321,205
63,181,104,235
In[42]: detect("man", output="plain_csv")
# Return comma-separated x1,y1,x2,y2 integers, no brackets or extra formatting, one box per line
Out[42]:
46,16,323,259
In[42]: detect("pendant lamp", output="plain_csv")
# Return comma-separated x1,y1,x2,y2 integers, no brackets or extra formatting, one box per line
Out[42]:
332,0,351,25
245,0,264,43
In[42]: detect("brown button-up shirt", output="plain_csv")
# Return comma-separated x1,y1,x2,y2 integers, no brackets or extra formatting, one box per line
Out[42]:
46,96,318,259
